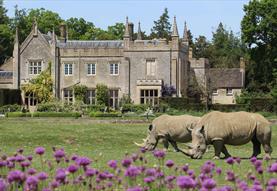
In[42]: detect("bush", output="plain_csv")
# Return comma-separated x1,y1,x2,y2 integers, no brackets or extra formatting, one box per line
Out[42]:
0,104,21,113
5,112,81,118
37,102,63,112
211,104,248,112
86,104,107,112
121,104,149,113
89,111,122,117
5,112,32,117
96,84,109,106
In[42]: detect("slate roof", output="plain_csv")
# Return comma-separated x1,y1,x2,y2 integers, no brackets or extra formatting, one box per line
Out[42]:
58,40,124,48
209,68,243,88
0,71,13,79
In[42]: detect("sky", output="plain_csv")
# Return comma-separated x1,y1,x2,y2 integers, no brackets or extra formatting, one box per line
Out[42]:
3,0,250,40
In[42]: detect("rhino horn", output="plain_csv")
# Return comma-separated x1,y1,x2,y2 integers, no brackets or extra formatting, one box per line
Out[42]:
184,143,193,149
134,140,146,147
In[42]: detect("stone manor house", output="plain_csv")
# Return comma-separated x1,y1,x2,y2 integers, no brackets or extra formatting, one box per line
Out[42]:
0,17,245,108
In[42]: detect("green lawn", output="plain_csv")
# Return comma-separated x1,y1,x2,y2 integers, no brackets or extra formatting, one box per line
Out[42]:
0,117,276,185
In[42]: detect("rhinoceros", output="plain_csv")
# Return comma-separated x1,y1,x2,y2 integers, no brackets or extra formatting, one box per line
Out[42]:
182,111,272,159
134,114,200,151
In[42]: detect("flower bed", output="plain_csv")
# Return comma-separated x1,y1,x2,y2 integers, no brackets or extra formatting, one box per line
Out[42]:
0,147,276,191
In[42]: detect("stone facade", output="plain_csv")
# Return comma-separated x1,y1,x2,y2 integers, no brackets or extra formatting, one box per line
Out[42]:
0,17,244,106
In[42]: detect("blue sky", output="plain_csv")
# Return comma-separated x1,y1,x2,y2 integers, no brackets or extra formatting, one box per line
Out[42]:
3,0,249,40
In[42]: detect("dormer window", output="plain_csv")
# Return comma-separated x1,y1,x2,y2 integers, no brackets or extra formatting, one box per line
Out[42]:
226,88,233,96
28,61,42,75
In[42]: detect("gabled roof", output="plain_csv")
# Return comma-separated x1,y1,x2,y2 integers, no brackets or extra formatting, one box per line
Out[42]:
58,40,124,49
209,68,243,88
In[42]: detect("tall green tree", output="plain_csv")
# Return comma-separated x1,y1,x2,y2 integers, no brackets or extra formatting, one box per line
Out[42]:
193,35,211,59
107,23,125,40
0,0,13,65
241,0,277,92
150,8,171,40
66,17,95,40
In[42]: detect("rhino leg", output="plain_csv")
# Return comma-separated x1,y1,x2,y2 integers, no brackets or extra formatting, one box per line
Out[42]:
168,140,179,152
221,145,231,159
212,140,224,159
256,128,272,159
251,136,261,157
161,139,169,151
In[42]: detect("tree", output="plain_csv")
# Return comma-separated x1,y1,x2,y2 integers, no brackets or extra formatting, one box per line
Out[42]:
241,0,277,92
193,35,211,59
150,8,171,40
271,69,277,112
22,62,53,103
0,0,13,65
107,23,125,40
66,17,95,40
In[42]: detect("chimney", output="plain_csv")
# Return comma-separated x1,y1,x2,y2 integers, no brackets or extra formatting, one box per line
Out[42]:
128,22,134,41
59,23,67,43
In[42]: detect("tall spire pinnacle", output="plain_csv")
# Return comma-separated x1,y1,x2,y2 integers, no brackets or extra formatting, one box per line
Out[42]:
172,16,179,37
124,16,130,37
137,22,142,40
183,21,188,42
15,26,19,43
32,17,38,36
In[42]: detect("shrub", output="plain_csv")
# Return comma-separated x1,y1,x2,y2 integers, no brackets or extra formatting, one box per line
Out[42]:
0,104,21,113
72,84,88,102
5,112,32,117
89,111,122,117
37,101,63,112
121,104,149,113
96,84,109,106
32,112,81,118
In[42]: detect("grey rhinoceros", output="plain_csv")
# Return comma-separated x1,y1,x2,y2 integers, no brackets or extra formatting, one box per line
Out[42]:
182,111,272,159
135,114,200,151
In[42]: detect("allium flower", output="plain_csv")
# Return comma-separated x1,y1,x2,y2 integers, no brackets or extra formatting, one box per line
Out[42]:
266,186,275,191
76,157,91,167
27,155,33,161
37,172,48,181
121,158,132,168
234,157,241,164
26,176,39,187
0,161,7,168
269,163,277,173
165,175,176,183
20,161,31,168
218,186,233,191
254,160,262,168
54,149,65,159
124,166,140,178
187,169,195,178
144,176,155,184
67,164,79,174
176,176,196,189
226,157,235,165
140,147,146,153
250,157,257,163
145,168,156,176
85,168,98,177
71,154,78,161
42,188,51,191
152,150,165,159
202,178,216,189
267,178,277,186
27,168,37,175
55,169,67,183
226,171,236,182
0,179,7,191
17,148,24,154
15,155,25,162
216,167,222,175
50,180,59,189
182,164,189,172
35,147,45,155
201,163,213,174
108,160,117,169
166,160,174,168
131,153,139,162
7,170,24,183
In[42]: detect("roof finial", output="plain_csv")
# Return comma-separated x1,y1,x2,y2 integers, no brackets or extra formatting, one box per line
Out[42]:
124,16,130,37
172,16,179,37
137,22,142,40
33,17,38,36
183,21,188,42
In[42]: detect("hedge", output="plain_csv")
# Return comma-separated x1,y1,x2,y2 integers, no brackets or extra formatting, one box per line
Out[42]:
0,104,21,113
159,97,205,111
211,104,248,112
5,112,81,118
89,111,122,117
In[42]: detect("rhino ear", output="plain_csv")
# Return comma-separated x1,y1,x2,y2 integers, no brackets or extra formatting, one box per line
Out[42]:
148,124,153,131
187,124,193,132
199,125,205,134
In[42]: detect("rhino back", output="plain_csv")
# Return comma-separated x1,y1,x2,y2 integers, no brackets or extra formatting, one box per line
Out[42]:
201,111,257,145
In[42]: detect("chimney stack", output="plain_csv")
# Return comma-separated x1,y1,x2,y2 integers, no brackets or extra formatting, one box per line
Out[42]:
59,23,67,43
128,22,134,41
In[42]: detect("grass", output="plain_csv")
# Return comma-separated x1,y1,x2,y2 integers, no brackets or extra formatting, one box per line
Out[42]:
0,117,276,185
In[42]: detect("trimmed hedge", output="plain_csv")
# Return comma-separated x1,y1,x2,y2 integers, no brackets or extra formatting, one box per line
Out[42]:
5,112,81,118
89,111,122,117
159,97,205,111
121,104,149,113
0,104,21,113
211,104,248,112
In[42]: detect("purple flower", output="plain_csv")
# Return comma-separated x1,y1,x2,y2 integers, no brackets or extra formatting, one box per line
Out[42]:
268,178,277,186
124,166,140,178
35,147,45,155
254,160,262,168
131,153,139,162
17,148,24,154
55,169,67,183
144,176,155,184
234,157,241,164
270,163,277,173
42,188,51,191
216,167,222,175
50,180,59,189
85,168,98,177
27,155,33,161
15,155,25,162
226,157,235,165
67,164,79,174
37,172,48,181
226,171,235,182
121,158,132,168
0,179,7,191
250,157,257,163
201,163,213,174
152,150,165,159
7,170,24,183
202,178,216,189
54,149,65,159
108,160,117,169
0,161,7,168
26,176,39,187
267,186,275,191
76,157,91,167
166,160,174,168
145,168,156,176
176,176,196,189
71,154,78,161
182,164,189,172
165,175,176,183
27,168,37,175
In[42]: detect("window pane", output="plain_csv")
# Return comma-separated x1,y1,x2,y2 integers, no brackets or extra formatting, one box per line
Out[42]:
92,64,96,74
110,64,113,74
154,90,158,97
87,64,91,74
141,90,144,96
146,90,149,97
150,90,153,96
115,64,118,74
